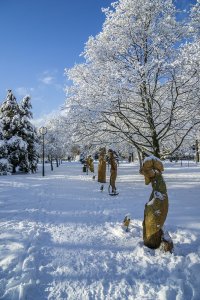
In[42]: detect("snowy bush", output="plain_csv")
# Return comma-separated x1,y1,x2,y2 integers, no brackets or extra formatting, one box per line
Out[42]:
0,158,11,175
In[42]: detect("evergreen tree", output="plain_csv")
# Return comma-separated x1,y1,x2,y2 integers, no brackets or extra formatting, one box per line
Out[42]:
0,90,27,173
0,90,19,138
19,95,39,172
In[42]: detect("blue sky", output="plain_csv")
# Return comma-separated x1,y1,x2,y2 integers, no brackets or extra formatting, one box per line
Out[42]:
0,0,197,123
0,0,112,121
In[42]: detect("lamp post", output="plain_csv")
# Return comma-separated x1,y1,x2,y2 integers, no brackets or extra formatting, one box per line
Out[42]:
39,126,47,176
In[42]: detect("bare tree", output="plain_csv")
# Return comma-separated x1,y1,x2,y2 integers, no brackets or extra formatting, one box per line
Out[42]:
64,0,200,158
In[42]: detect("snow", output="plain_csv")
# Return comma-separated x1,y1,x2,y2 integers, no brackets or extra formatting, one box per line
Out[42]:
0,161,200,300
143,155,162,163
0,158,9,165
7,136,27,150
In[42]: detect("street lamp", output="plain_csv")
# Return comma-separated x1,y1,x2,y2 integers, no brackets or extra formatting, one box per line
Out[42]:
39,126,47,176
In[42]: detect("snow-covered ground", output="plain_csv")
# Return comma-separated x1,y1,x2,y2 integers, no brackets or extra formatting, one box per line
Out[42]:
0,161,200,300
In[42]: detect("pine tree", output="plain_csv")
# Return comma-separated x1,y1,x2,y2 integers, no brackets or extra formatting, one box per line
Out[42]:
0,90,19,138
0,90,27,173
19,95,39,172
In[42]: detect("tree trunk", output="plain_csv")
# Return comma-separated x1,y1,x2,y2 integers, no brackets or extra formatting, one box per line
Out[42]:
152,134,161,158
51,159,53,171
196,139,199,163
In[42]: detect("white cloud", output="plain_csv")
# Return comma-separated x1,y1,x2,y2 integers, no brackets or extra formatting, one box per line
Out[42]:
39,70,57,85
16,87,34,96
40,76,54,85
39,70,63,91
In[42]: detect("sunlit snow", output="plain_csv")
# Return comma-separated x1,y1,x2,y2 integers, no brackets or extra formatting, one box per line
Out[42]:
0,161,200,299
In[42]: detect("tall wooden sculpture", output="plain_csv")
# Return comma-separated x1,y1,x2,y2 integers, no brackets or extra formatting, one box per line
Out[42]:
98,148,106,186
140,156,173,252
